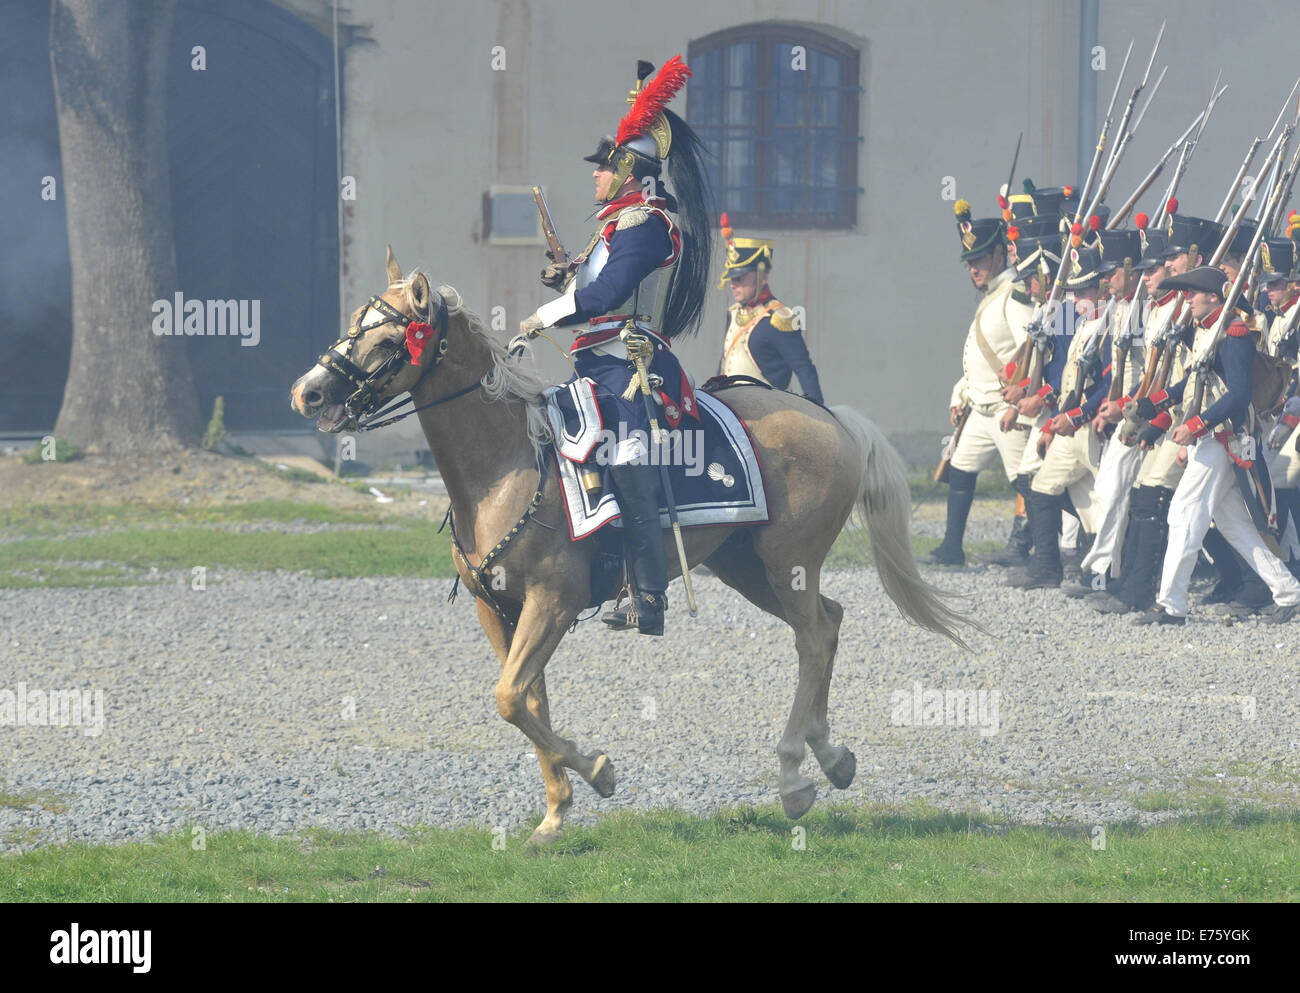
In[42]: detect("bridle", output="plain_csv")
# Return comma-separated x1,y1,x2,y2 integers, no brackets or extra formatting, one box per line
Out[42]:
313,288,479,431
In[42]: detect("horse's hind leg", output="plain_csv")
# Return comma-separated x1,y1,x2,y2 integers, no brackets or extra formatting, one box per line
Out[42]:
708,535,849,815
808,595,856,790
476,600,572,845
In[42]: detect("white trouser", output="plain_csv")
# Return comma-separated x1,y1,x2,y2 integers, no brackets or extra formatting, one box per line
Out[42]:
1156,438,1300,617
950,406,1030,481
1031,426,1100,533
1080,435,1145,578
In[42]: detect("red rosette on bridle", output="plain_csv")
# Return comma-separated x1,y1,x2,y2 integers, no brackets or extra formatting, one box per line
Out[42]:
406,321,433,365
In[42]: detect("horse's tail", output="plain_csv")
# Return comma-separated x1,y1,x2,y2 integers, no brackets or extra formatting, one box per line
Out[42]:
829,405,984,651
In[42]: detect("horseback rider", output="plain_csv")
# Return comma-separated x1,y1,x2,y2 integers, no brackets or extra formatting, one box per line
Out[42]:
518,56,713,636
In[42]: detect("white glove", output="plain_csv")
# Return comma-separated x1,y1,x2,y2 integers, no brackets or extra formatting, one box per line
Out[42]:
519,313,545,338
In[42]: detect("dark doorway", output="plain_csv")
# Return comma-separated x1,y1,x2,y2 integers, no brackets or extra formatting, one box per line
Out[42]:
0,0,340,433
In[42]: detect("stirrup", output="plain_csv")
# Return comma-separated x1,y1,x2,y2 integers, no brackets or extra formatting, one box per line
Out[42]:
601,591,666,635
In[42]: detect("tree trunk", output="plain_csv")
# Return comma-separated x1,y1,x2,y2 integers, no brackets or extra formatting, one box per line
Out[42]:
51,0,199,451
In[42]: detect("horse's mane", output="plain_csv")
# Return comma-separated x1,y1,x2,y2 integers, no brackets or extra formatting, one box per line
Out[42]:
396,273,554,462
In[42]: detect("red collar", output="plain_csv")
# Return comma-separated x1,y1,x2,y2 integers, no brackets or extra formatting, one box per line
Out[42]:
1156,290,1178,306
1199,305,1224,328
597,190,666,220
1283,292,1300,312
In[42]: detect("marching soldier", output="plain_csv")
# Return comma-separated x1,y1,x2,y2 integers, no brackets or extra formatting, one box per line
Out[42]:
1090,210,1223,614
520,56,713,636
1257,233,1300,566
1132,265,1300,625
1064,226,1145,595
927,197,1034,566
1010,241,1111,589
716,216,824,404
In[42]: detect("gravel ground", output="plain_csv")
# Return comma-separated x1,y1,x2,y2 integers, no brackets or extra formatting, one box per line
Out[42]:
3,513,1298,852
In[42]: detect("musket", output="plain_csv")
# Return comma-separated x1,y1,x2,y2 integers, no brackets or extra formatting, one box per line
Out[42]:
1216,80,1299,225
1270,82,1300,235
1092,26,1165,214
532,186,569,267
1108,273,1148,408
1109,88,1226,228
1060,296,1117,415
1077,40,1134,226
1095,66,1166,221
1155,73,1225,229
1019,46,1134,394
1184,167,1282,421
1003,132,1023,204
1133,167,1274,425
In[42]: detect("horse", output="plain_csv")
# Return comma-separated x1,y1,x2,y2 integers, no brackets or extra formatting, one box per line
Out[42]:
290,247,976,845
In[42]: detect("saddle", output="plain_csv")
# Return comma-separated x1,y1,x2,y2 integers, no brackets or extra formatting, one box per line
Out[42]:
542,376,771,608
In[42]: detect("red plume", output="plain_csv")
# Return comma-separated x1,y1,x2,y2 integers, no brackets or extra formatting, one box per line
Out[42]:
719,212,730,227
1135,212,1149,230
616,56,692,147
997,194,1009,209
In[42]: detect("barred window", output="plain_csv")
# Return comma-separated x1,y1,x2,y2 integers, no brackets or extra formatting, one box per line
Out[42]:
687,25,862,230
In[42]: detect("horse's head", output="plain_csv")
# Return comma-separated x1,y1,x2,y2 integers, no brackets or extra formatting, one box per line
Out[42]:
289,245,452,432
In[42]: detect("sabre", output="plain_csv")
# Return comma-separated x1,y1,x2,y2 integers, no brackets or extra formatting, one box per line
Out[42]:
621,324,698,617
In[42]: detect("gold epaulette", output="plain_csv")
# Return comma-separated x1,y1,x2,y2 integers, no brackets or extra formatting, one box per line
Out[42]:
769,303,797,332
615,206,651,230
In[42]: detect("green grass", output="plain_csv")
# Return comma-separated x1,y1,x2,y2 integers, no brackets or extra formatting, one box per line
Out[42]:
0,500,398,535
1,804,1295,902
0,498,997,587
826,531,1001,569
0,525,455,587
907,470,1015,503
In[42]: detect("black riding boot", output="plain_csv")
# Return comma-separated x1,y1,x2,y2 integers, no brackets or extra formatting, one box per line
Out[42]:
1009,490,1064,589
984,474,1034,566
927,467,977,566
601,464,668,635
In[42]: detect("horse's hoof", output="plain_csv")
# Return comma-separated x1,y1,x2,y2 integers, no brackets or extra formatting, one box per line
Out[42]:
781,782,817,819
588,754,617,798
825,749,857,790
526,824,563,847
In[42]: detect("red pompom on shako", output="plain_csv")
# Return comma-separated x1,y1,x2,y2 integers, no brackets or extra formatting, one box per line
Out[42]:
1063,185,1074,198
406,321,433,366
1089,214,1102,231
997,194,1009,209
1070,222,1084,236
1135,212,1149,230
1007,225,1020,241
1166,197,1178,215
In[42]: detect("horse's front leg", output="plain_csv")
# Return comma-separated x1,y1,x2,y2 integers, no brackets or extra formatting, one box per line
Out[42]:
475,599,572,844
491,595,615,841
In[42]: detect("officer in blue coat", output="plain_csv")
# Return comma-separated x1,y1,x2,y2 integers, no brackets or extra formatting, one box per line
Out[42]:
519,57,713,636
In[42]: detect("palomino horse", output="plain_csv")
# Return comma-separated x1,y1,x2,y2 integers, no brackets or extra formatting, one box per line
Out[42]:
290,248,975,845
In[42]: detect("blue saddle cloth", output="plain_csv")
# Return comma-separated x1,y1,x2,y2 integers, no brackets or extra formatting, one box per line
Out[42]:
543,379,770,540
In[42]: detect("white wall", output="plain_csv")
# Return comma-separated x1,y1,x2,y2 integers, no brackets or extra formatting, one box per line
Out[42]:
312,0,1292,454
